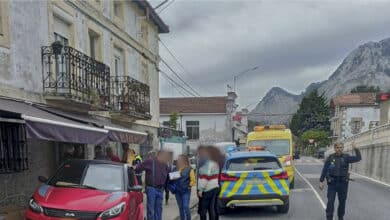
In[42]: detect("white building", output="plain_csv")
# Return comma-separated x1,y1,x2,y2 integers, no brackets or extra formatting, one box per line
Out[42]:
330,93,380,141
0,0,168,208
160,92,248,152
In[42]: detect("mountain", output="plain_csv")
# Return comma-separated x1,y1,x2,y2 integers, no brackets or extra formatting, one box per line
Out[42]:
249,87,301,125
250,37,390,124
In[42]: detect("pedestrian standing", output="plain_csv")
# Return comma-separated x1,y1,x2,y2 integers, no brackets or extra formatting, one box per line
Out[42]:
135,151,169,220
106,147,121,162
174,155,195,220
197,146,220,220
319,142,362,220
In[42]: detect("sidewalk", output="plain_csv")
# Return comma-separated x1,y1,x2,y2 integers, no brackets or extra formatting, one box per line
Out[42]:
143,188,198,220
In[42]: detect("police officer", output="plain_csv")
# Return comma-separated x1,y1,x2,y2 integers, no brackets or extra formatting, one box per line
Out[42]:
319,142,361,220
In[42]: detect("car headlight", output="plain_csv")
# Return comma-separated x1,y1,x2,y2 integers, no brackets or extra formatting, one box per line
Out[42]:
99,202,126,219
29,198,43,213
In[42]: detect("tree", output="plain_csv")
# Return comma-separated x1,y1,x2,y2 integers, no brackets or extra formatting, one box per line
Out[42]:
301,129,330,156
301,129,329,146
169,112,178,129
290,90,330,136
351,85,380,93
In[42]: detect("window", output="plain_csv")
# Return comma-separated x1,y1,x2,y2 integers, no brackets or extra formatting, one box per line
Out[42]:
49,163,124,192
226,157,281,171
141,61,148,83
162,121,169,127
88,30,100,60
113,1,124,19
54,32,69,46
54,32,69,88
140,21,149,46
369,121,379,129
0,122,28,173
247,139,290,156
186,121,199,140
349,117,363,134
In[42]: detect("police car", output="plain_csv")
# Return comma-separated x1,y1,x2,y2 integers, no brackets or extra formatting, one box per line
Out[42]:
218,148,290,214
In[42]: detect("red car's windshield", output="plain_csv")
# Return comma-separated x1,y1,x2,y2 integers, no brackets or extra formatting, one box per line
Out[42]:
48,163,124,192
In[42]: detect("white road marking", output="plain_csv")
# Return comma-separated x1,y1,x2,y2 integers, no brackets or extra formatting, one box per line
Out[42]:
350,172,390,188
290,188,312,192
295,168,326,209
303,174,321,179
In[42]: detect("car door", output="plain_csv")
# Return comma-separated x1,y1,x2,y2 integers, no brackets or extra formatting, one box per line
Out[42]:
127,167,143,220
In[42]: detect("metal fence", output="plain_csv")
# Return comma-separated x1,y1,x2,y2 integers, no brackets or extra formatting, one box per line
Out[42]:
41,45,111,109
111,76,151,119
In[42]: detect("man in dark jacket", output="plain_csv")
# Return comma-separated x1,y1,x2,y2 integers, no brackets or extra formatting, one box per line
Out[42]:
319,142,361,220
135,151,169,220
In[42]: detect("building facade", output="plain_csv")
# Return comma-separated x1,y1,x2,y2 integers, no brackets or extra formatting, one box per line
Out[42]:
330,93,380,141
160,92,248,152
0,0,168,208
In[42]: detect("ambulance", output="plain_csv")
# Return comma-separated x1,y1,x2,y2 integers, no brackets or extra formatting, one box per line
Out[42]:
246,125,295,188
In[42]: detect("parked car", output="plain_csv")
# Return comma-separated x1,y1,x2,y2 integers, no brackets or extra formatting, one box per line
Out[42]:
293,150,301,159
317,147,327,159
25,159,144,220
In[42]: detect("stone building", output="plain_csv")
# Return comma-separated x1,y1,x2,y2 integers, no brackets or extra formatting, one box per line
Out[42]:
0,0,168,207
330,93,380,141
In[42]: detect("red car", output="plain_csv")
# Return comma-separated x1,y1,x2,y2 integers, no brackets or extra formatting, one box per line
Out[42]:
25,159,144,220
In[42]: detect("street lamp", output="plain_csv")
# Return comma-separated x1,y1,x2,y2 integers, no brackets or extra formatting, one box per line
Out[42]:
233,66,260,92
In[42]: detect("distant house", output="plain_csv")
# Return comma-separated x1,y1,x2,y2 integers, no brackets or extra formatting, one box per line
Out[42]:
378,93,390,125
330,93,380,141
160,92,248,152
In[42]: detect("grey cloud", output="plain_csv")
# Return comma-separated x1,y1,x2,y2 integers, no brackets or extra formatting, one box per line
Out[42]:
157,0,390,107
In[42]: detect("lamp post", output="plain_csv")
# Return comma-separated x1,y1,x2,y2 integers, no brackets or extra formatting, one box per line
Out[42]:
233,66,260,92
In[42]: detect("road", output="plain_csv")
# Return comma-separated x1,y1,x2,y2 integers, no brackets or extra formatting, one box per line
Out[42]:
219,156,390,220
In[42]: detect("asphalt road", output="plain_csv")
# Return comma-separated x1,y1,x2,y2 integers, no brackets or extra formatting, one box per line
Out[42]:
219,156,390,220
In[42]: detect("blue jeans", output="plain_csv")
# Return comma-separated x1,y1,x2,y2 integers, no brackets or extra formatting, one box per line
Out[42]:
146,186,163,220
175,189,191,220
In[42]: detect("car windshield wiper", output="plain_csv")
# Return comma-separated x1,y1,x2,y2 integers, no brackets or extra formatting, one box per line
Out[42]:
79,184,98,190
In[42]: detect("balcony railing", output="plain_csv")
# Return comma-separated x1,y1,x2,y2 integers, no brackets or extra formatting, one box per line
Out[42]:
41,44,110,109
111,76,151,119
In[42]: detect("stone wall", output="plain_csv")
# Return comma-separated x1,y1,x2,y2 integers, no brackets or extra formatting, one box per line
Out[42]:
0,139,56,207
327,123,390,184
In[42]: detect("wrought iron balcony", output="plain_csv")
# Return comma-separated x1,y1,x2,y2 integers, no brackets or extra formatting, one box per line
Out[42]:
111,76,151,119
41,43,111,109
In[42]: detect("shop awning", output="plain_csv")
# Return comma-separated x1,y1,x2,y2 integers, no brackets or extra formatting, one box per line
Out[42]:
0,98,108,145
34,105,148,144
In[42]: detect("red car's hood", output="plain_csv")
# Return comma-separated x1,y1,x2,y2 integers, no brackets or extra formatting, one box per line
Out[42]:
34,185,126,211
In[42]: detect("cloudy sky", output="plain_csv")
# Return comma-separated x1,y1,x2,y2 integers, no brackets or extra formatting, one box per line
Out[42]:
151,0,390,109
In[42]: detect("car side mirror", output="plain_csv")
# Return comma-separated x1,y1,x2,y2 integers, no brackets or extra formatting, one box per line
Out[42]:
128,185,143,192
38,176,48,183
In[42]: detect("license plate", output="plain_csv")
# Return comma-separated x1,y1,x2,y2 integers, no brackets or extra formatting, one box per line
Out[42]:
247,179,266,185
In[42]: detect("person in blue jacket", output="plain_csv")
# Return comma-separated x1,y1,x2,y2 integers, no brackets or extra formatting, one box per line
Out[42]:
174,154,195,220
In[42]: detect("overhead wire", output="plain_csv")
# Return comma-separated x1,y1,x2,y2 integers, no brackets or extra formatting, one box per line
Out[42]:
159,70,198,97
160,72,188,97
158,0,175,14
160,58,202,97
159,39,217,95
